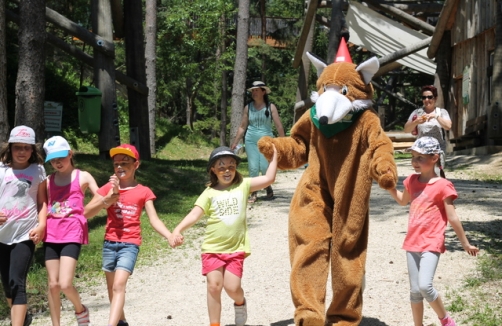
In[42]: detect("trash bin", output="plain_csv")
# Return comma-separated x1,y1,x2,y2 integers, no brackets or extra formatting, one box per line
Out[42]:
76,86,102,134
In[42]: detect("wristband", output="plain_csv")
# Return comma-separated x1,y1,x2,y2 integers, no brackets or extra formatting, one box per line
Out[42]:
102,198,109,207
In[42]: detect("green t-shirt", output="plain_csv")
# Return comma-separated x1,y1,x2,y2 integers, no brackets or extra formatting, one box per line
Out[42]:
195,178,252,256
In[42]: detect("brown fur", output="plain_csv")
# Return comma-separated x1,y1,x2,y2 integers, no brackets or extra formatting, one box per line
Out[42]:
258,62,397,326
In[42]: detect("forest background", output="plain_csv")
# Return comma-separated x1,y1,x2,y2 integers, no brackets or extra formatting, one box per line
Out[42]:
2,0,434,151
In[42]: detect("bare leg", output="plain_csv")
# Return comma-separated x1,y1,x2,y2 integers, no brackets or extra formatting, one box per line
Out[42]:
105,270,129,325
411,301,424,326
429,295,448,319
222,269,244,304
206,268,224,324
46,259,62,326
11,304,27,326
58,256,85,313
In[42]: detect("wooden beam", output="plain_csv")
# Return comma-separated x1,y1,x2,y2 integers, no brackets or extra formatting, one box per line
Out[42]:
110,0,124,38
364,0,435,36
375,61,402,78
6,9,148,95
293,0,319,69
427,0,458,59
45,5,115,58
378,36,432,66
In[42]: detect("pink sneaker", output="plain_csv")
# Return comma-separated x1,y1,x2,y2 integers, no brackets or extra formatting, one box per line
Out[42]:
439,314,456,326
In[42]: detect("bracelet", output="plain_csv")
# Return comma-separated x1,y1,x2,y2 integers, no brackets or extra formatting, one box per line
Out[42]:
102,198,109,207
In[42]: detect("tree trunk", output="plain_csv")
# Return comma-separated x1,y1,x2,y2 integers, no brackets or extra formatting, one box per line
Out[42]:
145,0,157,156
15,0,46,141
92,0,119,158
0,0,9,142
260,0,266,81
218,12,227,146
230,0,250,143
124,0,151,159
327,0,348,63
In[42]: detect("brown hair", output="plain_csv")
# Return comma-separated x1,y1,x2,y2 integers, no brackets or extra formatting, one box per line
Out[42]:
421,85,438,98
206,157,243,188
0,143,45,165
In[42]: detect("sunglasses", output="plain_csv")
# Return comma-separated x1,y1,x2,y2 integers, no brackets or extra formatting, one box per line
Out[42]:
422,95,434,100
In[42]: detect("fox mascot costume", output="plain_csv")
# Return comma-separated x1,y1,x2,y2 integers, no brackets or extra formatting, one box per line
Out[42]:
258,39,398,325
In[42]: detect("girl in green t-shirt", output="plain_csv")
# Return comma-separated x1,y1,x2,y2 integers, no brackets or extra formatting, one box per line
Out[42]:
169,145,277,326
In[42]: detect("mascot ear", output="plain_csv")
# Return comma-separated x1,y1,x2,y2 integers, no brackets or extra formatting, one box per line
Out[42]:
356,56,380,85
306,52,327,78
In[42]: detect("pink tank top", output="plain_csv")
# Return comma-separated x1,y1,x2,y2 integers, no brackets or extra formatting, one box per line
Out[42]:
44,169,88,244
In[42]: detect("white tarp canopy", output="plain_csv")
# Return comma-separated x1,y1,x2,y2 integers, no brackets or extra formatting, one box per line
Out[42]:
346,1,436,75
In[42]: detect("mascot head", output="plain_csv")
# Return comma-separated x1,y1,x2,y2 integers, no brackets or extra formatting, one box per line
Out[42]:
307,38,379,125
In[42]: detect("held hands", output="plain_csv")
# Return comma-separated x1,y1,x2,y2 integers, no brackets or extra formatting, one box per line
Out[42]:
29,225,45,245
168,232,184,248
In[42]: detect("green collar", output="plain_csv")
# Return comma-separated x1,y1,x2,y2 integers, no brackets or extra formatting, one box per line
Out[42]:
311,105,364,138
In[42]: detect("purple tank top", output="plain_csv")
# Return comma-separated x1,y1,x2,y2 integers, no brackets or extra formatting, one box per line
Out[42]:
44,169,88,244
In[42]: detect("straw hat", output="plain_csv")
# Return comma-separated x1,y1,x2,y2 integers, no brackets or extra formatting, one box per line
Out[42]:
247,81,271,94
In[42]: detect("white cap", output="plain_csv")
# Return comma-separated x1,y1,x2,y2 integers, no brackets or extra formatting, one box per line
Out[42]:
43,136,71,162
8,125,36,145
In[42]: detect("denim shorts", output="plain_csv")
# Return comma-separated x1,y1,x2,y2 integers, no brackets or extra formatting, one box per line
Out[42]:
102,240,140,274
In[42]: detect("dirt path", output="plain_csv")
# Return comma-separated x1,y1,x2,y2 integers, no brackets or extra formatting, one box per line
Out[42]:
29,155,502,326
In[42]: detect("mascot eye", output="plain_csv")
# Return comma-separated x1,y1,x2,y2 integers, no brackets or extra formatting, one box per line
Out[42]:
341,86,348,95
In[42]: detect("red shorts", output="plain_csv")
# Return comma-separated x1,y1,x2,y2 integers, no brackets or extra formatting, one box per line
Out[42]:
201,252,245,278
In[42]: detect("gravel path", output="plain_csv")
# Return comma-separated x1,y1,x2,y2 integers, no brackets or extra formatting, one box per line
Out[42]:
29,154,502,326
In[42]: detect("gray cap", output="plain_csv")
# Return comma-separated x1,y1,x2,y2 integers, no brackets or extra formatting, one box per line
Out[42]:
207,146,241,172
407,136,443,155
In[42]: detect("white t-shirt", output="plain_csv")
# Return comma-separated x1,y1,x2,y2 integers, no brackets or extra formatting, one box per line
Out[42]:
0,163,46,244
407,107,451,151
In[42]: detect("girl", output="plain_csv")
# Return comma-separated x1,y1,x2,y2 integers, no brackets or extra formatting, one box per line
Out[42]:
169,145,278,326
387,136,479,326
84,144,174,326
0,125,47,326
230,81,284,203
42,136,99,326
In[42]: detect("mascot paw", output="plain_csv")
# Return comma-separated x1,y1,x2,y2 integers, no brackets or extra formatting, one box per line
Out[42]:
378,168,397,190
258,136,275,161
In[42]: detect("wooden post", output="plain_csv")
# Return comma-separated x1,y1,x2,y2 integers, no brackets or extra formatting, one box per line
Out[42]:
378,105,386,128
92,0,119,158
124,0,151,160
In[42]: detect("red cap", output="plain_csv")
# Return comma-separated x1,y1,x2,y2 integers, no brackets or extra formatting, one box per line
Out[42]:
110,144,140,160
334,37,352,63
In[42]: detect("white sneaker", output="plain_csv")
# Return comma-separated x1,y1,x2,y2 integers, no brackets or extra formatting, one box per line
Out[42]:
234,298,247,326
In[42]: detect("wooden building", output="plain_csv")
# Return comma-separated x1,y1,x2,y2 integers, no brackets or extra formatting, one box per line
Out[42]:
429,0,502,153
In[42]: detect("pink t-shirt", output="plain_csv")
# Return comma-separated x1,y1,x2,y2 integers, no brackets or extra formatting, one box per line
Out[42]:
45,169,88,244
402,174,457,253
98,183,156,246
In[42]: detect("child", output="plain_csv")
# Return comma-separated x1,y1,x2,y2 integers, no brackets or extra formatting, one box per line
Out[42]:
42,136,99,326
84,144,174,326
169,145,278,326
0,125,47,326
386,136,479,326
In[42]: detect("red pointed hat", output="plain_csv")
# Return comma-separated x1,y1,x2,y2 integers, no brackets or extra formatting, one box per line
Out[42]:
334,37,352,63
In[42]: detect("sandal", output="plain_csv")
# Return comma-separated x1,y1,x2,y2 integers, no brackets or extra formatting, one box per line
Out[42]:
265,186,274,199
248,192,257,204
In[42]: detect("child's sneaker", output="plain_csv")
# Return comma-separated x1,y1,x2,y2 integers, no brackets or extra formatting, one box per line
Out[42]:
234,299,247,326
75,304,90,326
117,321,129,326
439,314,456,326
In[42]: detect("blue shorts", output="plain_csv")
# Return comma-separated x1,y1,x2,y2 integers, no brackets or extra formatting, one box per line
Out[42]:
102,240,140,274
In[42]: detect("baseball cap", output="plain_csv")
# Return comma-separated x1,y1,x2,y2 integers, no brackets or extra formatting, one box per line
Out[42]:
407,136,443,155
43,136,71,162
207,146,241,172
8,125,36,145
110,144,140,160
